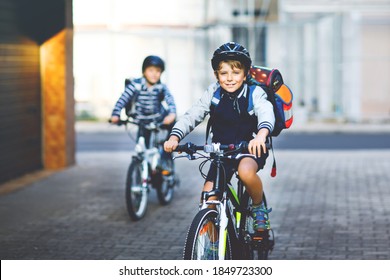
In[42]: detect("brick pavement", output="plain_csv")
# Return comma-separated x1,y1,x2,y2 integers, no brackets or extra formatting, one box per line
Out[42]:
264,150,390,260
1,148,390,260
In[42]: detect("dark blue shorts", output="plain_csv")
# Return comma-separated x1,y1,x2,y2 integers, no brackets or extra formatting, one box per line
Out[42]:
205,151,268,183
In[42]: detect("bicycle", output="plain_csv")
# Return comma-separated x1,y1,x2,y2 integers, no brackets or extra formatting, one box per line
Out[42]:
111,117,177,221
175,142,274,260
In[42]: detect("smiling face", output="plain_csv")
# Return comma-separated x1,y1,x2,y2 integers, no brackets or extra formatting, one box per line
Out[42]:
215,61,246,93
143,66,162,86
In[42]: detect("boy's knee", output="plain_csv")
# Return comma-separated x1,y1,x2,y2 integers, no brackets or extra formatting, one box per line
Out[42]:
238,164,256,177
238,158,259,177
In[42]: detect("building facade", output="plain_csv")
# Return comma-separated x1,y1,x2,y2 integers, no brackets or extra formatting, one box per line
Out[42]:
0,0,74,184
74,0,390,123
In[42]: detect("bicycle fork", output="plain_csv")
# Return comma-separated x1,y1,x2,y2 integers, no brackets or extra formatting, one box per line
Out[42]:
137,157,149,199
136,136,151,195
202,200,229,260
218,202,228,260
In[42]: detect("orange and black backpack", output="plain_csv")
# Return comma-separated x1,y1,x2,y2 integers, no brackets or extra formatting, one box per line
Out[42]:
248,66,293,137
249,65,294,177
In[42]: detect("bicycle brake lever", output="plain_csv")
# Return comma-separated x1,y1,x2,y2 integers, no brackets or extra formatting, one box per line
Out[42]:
172,154,188,160
188,154,197,160
173,154,197,160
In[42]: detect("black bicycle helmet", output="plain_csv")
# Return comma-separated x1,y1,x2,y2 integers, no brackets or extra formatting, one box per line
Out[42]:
142,55,165,72
211,42,252,71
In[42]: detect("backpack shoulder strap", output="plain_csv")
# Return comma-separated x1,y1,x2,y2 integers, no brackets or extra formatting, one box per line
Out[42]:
211,87,221,107
247,85,256,115
124,78,141,116
205,86,222,144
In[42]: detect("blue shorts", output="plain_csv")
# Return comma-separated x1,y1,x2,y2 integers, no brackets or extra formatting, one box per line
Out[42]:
205,151,268,184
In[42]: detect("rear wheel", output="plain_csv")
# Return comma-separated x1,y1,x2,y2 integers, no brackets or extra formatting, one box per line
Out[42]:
125,159,148,221
183,208,232,260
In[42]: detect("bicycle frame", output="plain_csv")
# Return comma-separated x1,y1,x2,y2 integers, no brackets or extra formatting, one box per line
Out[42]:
134,138,158,176
111,117,176,220
178,141,273,260
196,145,250,259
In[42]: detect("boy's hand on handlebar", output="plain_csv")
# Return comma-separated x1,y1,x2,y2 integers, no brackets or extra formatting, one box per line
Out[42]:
164,136,179,153
162,113,176,125
248,135,267,157
110,116,120,124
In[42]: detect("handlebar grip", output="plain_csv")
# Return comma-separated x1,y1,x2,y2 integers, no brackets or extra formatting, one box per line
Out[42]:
108,119,128,126
175,143,193,153
174,142,204,153
175,144,188,152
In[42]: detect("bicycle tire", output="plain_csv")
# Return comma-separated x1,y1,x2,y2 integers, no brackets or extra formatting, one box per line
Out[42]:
155,155,175,205
125,159,148,221
183,208,232,260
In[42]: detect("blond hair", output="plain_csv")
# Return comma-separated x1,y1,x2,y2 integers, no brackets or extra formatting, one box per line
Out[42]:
214,60,246,76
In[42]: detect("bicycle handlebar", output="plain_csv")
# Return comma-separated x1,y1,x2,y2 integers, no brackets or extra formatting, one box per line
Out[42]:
175,142,249,154
108,118,165,130
108,119,128,126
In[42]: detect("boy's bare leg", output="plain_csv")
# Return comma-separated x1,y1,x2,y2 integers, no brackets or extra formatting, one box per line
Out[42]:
237,157,263,205
203,181,213,193
202,181,217,205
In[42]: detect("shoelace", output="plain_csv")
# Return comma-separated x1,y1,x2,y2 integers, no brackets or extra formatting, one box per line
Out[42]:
252,206,272,230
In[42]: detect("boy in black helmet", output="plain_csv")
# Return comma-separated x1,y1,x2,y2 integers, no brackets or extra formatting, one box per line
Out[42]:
164,42,275,234
110,55,176,146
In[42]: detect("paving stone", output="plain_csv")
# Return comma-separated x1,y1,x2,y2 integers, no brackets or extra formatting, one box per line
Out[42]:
1,148,390,260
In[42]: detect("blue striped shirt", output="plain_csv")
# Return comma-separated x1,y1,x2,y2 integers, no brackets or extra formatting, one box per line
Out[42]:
112,77,176,121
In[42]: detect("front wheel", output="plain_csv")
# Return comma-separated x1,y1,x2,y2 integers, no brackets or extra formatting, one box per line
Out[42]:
183,208,232,260
155,154,175,205
125,159,148,221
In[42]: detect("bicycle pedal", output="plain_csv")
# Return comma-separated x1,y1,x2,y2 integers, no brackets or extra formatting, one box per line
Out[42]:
251,231,269,245
252,236,264,241
161,170,171,176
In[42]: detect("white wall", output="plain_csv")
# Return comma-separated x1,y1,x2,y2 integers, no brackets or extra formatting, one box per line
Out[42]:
360,17,390,121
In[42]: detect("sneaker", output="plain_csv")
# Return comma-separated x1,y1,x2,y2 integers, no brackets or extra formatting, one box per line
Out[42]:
251,204,272,232
204,241,218,260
